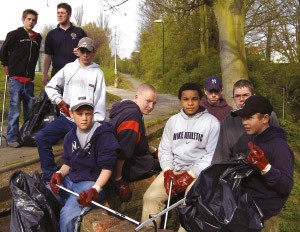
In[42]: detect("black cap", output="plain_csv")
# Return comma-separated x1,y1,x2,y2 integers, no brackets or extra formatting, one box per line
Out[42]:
231,95,273,117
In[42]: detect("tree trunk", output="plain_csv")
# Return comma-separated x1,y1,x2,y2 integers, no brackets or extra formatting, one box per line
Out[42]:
199,5,209,56
212,0,248,106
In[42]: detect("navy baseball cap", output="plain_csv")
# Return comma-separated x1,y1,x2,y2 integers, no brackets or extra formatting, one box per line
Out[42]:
204,76,222,92
231,95,273,118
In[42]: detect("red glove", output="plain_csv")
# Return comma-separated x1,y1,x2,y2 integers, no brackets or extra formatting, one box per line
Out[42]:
246,141,270,171
57,100,70,117
163,170,178,195
115,178,132,202
50,172,63,194
173,171,194,194
77,188,99,206
3,66,9,75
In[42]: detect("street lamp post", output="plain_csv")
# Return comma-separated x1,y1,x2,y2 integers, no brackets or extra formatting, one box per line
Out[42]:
134,50,141,78
154,19,164,75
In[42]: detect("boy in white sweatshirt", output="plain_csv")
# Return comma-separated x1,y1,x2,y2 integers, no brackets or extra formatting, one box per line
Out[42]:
141,83,220,231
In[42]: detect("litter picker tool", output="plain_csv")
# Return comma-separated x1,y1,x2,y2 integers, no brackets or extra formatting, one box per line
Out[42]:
0,75,8,146
163,180,173,229
135,197,186,231
57,184,139,225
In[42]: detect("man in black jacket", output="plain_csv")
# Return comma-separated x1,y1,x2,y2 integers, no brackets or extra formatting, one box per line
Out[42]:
0,9,42,148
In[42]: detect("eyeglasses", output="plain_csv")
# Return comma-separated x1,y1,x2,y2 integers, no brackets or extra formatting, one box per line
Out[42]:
233,93,251,99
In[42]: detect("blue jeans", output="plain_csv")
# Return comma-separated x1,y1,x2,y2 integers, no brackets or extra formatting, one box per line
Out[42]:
6,77,35,142
47,176,106,232
36,115,75,181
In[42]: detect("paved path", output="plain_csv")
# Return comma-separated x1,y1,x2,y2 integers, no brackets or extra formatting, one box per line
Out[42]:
0,74,180,171
107,73,181,122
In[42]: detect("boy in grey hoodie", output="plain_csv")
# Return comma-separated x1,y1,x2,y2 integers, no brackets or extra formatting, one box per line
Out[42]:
141,83,220,231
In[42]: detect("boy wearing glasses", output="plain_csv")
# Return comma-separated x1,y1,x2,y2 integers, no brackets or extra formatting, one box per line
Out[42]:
211,79,279,163
231,95,293,231
36,37,106,182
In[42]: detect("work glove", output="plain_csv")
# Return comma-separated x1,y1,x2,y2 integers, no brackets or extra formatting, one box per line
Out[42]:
50,172,63,194
115,178,132,202
77,188,99,206
173,171,194,194
246,141,270,172
3,66,9,75
57,100,70,117
163,170,178,195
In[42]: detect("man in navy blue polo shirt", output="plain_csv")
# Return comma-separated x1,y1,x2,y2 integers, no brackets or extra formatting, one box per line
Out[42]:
42,2,86,85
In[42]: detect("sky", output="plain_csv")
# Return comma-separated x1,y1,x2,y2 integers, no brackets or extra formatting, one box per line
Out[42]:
0,0,139,58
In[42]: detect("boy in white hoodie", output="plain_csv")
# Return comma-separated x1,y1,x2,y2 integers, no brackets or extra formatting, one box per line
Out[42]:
141,83,220,231
36,37,106,182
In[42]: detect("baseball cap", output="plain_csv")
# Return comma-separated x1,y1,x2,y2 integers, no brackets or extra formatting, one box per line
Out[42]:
77,37,95,52
204,76,222,92
231,95,273,118
70,95,94,111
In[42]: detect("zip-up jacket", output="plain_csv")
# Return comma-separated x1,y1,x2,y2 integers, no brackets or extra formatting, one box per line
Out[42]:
159,107,220,177
0,27,42,78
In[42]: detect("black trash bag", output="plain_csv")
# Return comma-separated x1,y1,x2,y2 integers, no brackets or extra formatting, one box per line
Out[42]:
18,89,58,147
177,160,264,232
9,170,60,232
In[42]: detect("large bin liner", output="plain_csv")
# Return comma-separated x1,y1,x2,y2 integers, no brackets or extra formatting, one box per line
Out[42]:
18,89,58,147
177,160,264,232
9,170,60,232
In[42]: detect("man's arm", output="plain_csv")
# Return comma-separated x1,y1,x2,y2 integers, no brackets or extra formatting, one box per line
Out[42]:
44,68,65,104
42,54,52,86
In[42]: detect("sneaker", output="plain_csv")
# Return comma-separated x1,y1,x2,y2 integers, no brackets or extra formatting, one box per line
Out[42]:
7,141,21,148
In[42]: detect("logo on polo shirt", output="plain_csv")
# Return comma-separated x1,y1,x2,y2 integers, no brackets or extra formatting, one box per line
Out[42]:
71,33,77,40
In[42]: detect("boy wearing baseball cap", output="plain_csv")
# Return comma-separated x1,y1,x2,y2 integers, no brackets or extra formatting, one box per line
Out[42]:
231,95,294,231
48,95,120,232
201,76,232,122
36,36,106,183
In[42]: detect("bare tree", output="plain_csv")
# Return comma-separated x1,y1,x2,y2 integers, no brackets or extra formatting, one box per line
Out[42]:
74,5,84,26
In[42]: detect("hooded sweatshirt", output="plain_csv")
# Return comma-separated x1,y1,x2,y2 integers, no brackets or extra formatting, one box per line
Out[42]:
109,100,155,181
211,111,280,164
158,107,220,177
201,98,232,122
62,122,119,183
242,126,294,220
45,58,106,122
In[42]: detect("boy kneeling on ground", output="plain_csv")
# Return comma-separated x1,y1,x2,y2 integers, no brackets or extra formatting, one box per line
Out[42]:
48,95,120,232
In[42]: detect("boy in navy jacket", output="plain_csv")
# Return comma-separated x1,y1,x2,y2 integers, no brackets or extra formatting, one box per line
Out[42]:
49,95,119,232
231,95,294,231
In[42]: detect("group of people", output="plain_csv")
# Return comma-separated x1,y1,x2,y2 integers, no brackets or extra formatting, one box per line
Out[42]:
0,3,294,232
